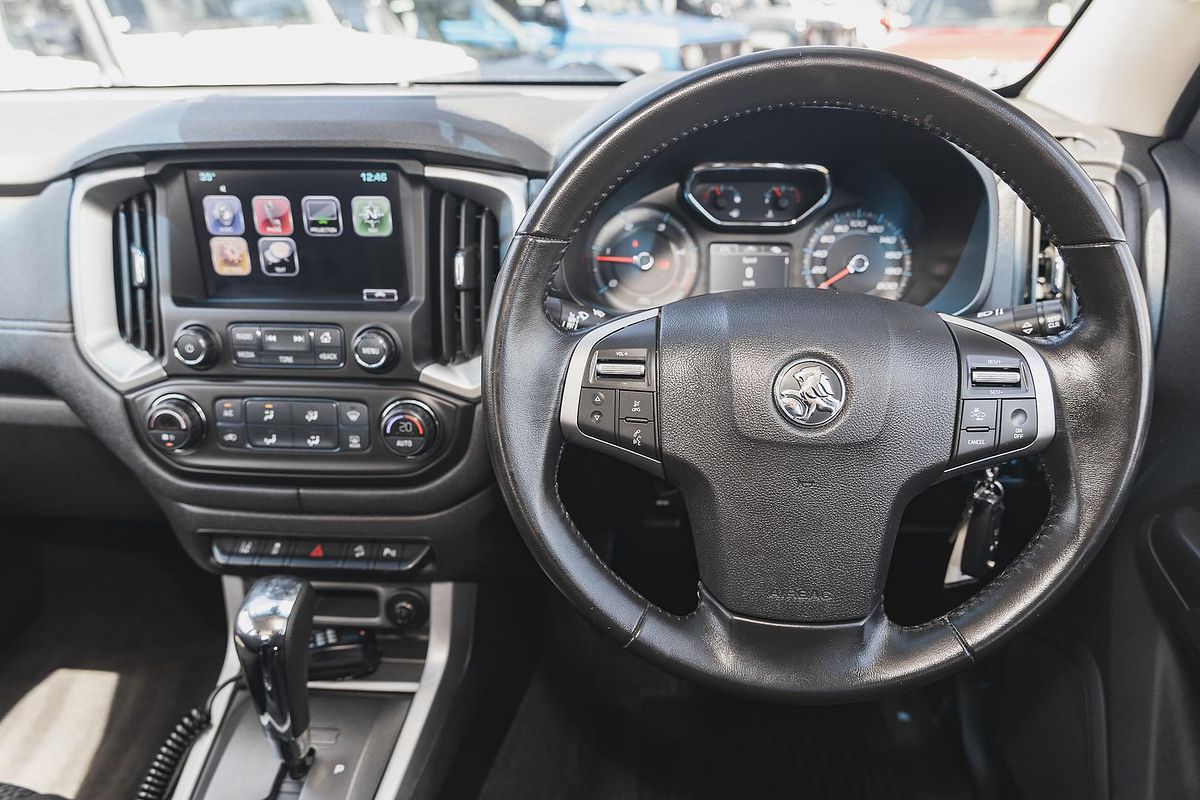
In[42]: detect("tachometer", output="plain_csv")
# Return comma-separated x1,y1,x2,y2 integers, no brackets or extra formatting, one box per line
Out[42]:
801,209,913,300
590,206,700,312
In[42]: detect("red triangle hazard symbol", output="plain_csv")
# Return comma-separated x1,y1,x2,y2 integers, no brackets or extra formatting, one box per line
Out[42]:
309,544,325,558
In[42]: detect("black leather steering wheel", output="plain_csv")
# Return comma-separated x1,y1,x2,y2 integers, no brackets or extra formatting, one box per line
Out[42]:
483,48,1153,702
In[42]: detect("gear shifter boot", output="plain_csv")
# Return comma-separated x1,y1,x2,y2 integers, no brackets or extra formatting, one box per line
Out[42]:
233,575,316,778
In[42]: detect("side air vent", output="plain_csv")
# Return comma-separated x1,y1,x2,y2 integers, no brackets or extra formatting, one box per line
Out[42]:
433,192,500,363
112,192,161,356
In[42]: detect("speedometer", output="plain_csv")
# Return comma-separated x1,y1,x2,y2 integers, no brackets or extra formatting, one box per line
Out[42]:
801,209,913,300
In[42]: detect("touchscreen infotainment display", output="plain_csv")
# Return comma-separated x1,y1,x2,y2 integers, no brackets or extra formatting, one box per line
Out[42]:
184,167,404,307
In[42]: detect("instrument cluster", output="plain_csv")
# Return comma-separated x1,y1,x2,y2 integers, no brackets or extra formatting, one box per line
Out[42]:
558,159,983,317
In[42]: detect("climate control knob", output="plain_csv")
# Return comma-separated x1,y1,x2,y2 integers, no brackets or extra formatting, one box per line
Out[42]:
146,395,206,453
352,328,397,372
380,400,438,458
172,325,218,369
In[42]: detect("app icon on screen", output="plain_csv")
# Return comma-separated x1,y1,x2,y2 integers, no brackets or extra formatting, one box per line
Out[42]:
351,196,393,237
252,195,293,236
209,237,251,276
202,195,244,235
302,196,342,236
258,237,300,277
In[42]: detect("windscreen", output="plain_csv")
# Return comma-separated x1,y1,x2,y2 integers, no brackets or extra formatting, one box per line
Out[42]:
0,0,1083,91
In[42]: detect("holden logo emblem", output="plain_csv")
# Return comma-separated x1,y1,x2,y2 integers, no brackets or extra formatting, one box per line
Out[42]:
773,359,846,427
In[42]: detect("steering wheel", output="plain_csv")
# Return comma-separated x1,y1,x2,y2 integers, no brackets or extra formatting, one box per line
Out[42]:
483,49,1152,702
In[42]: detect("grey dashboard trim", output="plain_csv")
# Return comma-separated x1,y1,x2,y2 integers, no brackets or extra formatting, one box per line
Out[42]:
419,166,528,403
940,313,1056,478
69,166,167,391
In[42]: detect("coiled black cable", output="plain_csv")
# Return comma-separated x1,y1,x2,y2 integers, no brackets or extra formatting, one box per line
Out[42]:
135,675,241,800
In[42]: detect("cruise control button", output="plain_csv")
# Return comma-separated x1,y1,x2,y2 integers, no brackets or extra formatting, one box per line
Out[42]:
999,399,1038,451
619,390,654,421
618,420,657,456
579,388,616,442
247,426,292,448
216,426,246,448
246,400,290,425
261,327,311,352
960,399,997,430
214,398,243,423
293,401,337,428
956,429,996,463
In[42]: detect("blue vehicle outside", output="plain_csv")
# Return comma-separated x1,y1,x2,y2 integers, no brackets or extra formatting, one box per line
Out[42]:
496,0,750,74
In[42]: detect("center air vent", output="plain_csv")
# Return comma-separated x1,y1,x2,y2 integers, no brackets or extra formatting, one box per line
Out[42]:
433,192,499,364
113,191,161,357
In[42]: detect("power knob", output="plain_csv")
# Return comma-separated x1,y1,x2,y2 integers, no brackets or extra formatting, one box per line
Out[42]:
146,395,206,453
172,325,218,369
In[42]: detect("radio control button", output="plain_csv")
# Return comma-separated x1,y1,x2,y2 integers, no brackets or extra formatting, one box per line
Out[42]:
314,348,344,366
173,326,217,369
261,352,314,367
353,328,397,371
229,326,260,347
311,327,342,348
261,327,311,352
231,348,261,364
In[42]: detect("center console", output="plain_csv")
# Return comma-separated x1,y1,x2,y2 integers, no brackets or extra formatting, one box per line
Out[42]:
68,155,529,800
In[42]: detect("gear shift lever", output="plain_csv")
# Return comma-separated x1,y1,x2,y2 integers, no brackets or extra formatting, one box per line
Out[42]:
233,575,316,779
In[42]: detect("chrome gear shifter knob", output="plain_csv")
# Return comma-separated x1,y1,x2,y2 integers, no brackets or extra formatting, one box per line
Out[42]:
233,575,316,778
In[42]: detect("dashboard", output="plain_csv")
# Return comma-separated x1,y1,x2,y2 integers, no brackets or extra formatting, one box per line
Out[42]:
552,109,995,321
0,81,1164,587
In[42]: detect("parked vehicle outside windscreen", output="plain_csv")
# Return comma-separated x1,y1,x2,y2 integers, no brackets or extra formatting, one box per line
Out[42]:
0,0,1084,90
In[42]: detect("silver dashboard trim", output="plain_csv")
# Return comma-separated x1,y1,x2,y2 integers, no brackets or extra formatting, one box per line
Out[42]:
682,162,832,229
559,308,665,478
419,166,529,403
940,313,1057,477
69,167,167,391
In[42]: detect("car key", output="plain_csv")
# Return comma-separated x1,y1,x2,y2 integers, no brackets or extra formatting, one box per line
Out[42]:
944,468,1005,587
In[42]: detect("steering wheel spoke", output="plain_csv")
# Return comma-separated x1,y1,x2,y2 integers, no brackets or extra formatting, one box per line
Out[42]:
559,308,665,477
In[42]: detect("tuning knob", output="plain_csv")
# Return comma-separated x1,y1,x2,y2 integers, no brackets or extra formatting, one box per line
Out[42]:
172,325,218,369
146,395,206,453
352,328,397,372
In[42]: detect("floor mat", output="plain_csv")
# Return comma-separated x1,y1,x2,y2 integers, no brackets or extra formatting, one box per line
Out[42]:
476,593,973,800
0,522,225,800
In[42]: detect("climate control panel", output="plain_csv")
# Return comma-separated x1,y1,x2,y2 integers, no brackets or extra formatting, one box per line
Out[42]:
129,382,466,476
